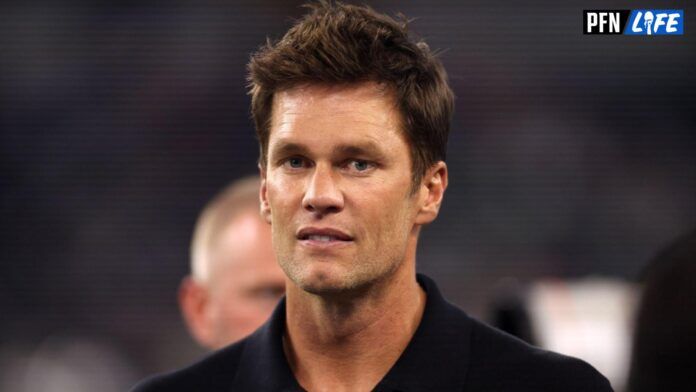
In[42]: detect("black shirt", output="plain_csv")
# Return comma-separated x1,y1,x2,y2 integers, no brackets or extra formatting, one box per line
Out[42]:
133,274,613,391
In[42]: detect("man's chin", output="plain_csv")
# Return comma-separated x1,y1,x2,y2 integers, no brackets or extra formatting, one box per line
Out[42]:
292,269,368,297
296,274,348,295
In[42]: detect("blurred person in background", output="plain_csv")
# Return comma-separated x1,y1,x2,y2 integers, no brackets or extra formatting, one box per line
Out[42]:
488,277,637,390
0,336,137,392
628,228,696,391
178,176,286,350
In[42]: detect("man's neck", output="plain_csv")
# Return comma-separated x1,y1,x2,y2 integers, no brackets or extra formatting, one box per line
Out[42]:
283,266,426,392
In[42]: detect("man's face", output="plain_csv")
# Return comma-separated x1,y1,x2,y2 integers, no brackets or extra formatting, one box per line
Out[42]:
205,211,286,347
261,82,424,295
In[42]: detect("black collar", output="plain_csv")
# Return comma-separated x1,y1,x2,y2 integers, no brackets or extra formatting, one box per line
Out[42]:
232,274,472,391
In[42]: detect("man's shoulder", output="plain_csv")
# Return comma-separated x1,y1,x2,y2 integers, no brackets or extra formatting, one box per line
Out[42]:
130,339,247,392
465,317,613,391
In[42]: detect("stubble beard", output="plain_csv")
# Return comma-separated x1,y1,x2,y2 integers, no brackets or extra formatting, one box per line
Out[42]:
277,242,406,299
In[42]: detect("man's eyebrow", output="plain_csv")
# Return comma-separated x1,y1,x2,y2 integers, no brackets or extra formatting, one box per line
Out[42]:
270,140,387,160
333,141,385,158
269,142,310,159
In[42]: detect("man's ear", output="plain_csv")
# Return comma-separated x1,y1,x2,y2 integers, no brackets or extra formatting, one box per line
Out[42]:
178,277,215,349
258,163,272,224
415,161,448,225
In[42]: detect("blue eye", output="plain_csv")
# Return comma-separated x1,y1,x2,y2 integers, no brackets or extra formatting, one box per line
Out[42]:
287,157,304,168
352,160,370,171
349,159,375,173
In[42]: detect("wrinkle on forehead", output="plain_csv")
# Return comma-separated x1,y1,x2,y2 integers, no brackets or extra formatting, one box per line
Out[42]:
271,81,402,133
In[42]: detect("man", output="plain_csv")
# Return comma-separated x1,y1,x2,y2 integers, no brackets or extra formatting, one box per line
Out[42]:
179,176,286,349
135,3,612,391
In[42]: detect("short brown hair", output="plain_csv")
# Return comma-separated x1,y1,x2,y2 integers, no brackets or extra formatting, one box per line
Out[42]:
248,1,454,189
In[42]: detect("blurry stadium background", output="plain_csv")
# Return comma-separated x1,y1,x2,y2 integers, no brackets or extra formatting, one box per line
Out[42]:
1,1,694,390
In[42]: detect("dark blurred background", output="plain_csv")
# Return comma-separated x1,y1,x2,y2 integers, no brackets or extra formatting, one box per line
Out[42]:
1,1,694,390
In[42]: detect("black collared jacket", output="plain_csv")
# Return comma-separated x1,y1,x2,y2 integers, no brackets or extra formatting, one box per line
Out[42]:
133,274,613,391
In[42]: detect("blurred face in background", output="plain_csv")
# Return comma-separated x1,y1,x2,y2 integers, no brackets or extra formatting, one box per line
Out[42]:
179,209,286,350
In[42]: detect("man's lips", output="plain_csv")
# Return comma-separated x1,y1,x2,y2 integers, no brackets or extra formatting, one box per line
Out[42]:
296,227,353,244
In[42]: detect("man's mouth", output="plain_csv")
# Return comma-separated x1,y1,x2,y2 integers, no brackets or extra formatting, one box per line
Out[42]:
305,235,344,242
296,227,353,247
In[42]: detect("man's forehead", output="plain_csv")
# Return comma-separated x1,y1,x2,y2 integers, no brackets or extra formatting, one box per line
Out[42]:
275,81,395,104
272,82,398,120
268,82,404,155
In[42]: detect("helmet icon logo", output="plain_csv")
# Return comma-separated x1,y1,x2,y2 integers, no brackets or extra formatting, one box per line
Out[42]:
643,11,654,35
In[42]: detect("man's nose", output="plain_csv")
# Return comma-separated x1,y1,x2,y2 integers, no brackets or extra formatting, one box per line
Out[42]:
302,164,344,216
